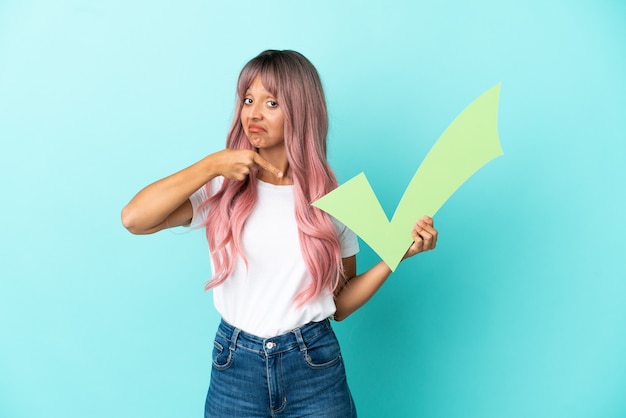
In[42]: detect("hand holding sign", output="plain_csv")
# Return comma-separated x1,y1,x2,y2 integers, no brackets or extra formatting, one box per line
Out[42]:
312,83,503,270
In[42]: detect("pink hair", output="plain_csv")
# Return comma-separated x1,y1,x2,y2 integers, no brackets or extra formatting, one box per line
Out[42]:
201,50,344,304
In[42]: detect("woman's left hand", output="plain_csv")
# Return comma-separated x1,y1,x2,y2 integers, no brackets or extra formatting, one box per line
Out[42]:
403,216,438,259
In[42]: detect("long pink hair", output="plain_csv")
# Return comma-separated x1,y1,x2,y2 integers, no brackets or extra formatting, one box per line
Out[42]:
201,50,344,304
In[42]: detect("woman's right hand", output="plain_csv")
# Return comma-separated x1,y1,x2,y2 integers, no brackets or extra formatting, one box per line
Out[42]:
215,149,283,181
121,149,283,234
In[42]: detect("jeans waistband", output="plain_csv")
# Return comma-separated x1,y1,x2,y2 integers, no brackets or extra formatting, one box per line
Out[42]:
216,317,333,356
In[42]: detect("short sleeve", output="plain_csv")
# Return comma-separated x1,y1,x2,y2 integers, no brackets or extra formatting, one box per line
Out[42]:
332,218,359,258
187,176,224,226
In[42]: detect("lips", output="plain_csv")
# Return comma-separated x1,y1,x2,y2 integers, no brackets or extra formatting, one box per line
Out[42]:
248,123,266,133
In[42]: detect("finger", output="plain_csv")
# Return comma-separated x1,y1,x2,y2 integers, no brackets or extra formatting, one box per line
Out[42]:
418,222,436,239
418,217,437,248
417,226,434,250
410,224,423,252
411,225,422,243
253,153,283,178
415,220,437,250
238,166,251,180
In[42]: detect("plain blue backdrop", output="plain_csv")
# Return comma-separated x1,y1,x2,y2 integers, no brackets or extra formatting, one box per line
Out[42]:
1,1,625,417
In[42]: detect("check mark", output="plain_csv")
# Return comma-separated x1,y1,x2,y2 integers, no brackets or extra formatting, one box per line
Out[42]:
312,83,503,270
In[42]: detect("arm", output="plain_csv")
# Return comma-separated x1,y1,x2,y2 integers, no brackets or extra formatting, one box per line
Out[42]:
333,216,438,321
121,149,282,234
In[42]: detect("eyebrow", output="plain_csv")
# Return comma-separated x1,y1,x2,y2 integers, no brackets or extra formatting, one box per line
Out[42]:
244,89,276,99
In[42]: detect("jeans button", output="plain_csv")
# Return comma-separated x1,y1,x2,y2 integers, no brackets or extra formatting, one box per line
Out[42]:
265,341,276,349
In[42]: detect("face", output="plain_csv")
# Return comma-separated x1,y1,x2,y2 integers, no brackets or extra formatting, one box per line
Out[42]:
240,75,285,152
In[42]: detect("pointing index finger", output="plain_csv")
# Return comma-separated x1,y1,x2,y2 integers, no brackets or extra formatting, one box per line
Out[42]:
253,153,283,178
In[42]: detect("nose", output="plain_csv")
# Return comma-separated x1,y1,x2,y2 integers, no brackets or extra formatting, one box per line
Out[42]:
248,100,263,120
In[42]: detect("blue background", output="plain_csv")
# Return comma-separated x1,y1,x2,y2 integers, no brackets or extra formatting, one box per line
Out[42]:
1,1,625,417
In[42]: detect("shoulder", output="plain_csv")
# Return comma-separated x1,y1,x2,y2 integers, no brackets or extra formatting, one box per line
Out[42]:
188,176,225,225
331,217,360,257
191,176,224,203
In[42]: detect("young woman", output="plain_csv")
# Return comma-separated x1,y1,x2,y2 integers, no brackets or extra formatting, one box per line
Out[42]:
121,50,438,417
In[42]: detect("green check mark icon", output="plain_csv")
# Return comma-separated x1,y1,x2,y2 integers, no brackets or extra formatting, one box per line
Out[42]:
312,83,503,271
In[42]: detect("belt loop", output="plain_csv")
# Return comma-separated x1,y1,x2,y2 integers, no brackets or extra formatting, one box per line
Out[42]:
293,327,307,352
229,326,241,352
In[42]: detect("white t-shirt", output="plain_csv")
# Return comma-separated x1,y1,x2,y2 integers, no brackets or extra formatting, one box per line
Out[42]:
189,177,359,338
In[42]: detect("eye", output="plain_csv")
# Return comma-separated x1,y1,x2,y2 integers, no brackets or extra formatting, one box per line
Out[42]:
243,97,253,105
267,100,278,108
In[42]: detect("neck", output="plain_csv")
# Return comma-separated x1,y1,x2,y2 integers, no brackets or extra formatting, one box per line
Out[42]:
257,147,292,185
258,165,292,185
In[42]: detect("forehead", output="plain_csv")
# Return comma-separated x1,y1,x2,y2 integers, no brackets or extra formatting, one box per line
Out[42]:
245,76,277,98
240,67,278,97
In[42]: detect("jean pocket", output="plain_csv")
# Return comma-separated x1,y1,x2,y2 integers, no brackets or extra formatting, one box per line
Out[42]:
303,331,342,369
212,334,234,370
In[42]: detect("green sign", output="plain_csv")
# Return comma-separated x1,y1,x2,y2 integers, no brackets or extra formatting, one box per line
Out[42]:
313,83,504,270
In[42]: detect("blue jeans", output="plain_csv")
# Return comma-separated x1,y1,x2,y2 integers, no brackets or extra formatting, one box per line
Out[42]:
205,318,357,417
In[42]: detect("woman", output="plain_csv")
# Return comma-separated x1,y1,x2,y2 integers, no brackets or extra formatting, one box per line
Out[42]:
121,49,437,417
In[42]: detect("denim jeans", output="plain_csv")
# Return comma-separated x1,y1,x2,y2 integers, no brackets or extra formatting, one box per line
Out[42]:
205,318,357,417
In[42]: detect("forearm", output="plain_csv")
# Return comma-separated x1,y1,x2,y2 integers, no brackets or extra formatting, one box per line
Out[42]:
333,260,392,321
333,217,438,321
121,153,221,234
